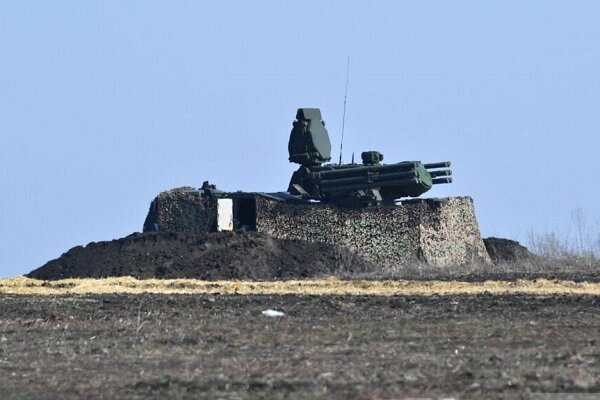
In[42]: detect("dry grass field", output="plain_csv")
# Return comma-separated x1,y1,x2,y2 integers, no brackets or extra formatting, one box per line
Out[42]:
2,276,600,296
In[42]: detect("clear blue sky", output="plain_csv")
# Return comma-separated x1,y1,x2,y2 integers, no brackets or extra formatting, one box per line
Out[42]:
1,1,599,277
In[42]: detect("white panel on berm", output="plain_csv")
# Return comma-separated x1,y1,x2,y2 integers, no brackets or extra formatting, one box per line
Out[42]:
217,199,233,231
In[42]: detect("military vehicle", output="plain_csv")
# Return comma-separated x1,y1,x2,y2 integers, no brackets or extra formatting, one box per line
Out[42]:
287,108,452,207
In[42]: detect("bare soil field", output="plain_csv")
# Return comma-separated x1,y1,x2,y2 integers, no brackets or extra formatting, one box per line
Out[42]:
1,291,599,399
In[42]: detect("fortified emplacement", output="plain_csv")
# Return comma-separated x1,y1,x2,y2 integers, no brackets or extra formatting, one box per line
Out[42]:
287,108,452,208
144,108,491,266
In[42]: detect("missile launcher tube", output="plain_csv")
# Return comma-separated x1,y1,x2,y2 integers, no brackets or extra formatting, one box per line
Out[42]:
432,177,453,185
318,170,419,189
320,177,422,195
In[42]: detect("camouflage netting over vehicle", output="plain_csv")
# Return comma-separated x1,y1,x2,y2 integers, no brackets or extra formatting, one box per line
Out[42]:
255,196,490,266
143,186,218,236
144,188,490,266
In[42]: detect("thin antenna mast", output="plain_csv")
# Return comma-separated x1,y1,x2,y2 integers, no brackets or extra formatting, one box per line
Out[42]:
338,56,350,165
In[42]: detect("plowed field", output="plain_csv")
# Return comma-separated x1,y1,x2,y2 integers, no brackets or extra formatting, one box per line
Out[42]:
1,278,599,399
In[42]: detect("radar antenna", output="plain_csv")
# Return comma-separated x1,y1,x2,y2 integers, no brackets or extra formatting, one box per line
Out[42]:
338,56,350,165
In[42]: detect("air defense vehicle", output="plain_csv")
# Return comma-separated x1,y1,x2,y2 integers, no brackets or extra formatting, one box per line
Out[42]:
287,108,452,208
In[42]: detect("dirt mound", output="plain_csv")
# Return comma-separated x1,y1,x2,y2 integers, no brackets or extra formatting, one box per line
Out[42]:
483,237,535,264
27,232,375,281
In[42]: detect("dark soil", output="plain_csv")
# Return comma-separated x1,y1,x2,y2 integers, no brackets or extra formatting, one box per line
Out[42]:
1,293,599,399
483,237,535,264
27,232,374,281
28,232,600,282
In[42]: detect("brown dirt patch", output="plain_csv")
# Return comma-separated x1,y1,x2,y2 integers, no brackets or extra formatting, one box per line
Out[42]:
27,232,373,281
